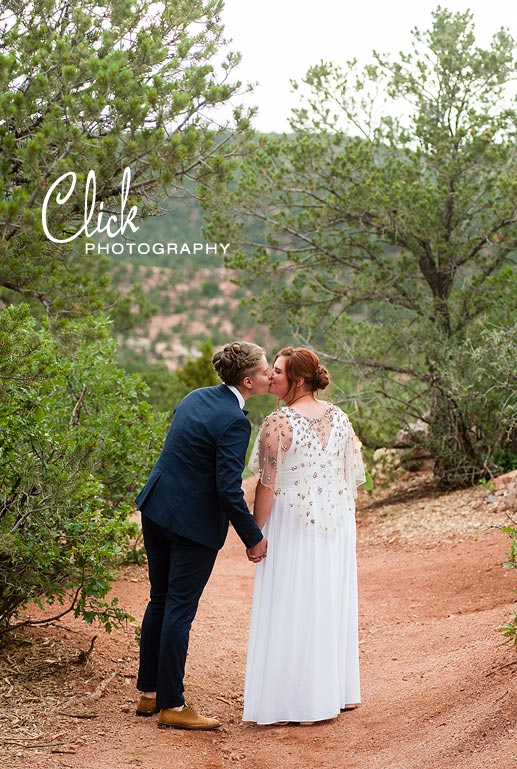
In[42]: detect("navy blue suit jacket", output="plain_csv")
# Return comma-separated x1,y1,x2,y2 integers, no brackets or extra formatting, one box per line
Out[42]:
135,384,263,550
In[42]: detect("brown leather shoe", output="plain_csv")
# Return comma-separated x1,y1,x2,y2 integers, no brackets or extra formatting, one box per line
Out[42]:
158,704,222,731
136,695,159,716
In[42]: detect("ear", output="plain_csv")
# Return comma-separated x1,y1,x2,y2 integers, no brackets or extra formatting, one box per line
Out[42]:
242,375,253,389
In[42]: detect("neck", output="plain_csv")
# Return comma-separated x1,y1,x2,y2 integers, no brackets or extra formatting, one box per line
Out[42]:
234,384,252,402
285,391,314,407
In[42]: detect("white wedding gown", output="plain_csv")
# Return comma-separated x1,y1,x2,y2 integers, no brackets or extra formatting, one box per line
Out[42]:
243,404,364,724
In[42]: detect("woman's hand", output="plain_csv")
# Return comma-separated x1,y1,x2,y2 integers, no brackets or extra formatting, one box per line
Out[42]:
246,538,268,563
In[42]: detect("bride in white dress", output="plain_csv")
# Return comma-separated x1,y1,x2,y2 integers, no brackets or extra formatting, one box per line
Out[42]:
243,347,365,725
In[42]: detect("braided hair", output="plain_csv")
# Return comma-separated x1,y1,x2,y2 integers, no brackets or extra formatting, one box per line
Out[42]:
212,341,266,386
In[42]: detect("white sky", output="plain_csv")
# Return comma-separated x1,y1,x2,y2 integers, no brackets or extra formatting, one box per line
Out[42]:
220,0,517,132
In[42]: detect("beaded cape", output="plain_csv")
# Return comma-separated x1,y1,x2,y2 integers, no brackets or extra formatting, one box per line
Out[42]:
249,404,365,536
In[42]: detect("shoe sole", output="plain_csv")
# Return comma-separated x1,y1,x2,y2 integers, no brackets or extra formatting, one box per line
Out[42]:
136,710,159,717
157,722,221,731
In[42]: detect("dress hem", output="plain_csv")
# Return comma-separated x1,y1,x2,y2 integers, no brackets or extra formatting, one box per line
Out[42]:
242,708,354,725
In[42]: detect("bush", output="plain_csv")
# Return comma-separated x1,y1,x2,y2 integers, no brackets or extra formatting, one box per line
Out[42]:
0,305,167,635
499,513,517,648
429,324,517,487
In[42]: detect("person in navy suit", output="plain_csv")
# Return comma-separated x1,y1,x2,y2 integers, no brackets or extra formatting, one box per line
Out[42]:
135,341,270,730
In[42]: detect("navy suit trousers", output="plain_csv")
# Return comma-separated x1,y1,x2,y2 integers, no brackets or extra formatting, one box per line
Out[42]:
137,515,218,709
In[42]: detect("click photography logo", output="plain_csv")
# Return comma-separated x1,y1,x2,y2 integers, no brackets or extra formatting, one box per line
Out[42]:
40,166,230,257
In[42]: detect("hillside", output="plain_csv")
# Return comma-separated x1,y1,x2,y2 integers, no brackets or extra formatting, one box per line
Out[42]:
108,194,287,370
112,259,281,369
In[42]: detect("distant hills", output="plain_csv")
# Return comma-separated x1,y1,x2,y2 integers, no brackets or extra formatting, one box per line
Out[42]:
110,194,285,370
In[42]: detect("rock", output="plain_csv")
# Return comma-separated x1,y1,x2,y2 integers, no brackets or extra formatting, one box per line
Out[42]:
394,419,429,448
493,469,517,513
493,469,517,490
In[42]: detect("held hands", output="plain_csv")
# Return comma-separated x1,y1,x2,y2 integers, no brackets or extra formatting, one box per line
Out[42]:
246,538,267,563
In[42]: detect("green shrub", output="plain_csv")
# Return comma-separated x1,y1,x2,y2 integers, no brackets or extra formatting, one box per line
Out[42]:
499,516,517,648
0,305,167,635
429,324,517,487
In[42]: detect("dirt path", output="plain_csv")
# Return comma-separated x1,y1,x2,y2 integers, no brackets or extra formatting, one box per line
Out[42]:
2,474,516,769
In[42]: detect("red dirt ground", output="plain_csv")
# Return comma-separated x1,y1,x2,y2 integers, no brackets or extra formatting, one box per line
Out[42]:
2,473,516,769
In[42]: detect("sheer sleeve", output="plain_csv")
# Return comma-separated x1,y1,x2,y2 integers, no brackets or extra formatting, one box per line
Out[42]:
248,409,292,493
344,419,366,498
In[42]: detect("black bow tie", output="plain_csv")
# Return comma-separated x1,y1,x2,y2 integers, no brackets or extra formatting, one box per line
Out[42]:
242,409,249,416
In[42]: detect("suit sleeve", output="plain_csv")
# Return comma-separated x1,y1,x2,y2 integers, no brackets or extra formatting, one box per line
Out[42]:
215,418,264,548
